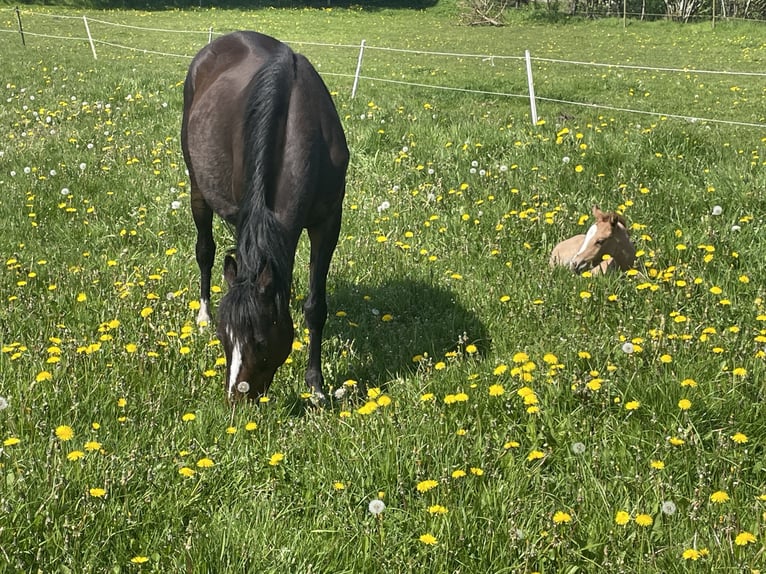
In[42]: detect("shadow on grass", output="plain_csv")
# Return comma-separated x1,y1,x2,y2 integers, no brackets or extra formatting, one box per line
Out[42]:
281,277,490,415
329,278,490,386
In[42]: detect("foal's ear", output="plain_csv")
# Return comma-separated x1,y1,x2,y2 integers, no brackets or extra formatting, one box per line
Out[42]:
223,254,238,287
591,205,603,218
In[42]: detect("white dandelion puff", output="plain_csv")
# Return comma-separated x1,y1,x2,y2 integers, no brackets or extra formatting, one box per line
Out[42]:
711,205,722,216
661,500,677,515
622,342,635,354
571,442,586,455
368,499,386,515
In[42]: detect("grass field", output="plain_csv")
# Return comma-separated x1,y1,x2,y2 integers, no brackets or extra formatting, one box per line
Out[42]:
0,4,765,573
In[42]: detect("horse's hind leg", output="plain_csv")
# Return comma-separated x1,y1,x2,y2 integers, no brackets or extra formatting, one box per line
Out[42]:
304,210,342,401
192,193,216,325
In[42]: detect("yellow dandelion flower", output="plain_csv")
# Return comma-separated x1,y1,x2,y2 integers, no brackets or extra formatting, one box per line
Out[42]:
35,371,53,382
650,460,665,470
182,412,196,422
731,432,748,444
710,491,730,503
356,401,378,415
451,469,466,479
527,449,545,462
333,482,346,491
493,364,508,376
680,378,697,387
624,400,640,411
55,425,74,441
586,379,602,391
668,436,685,446
635,513,653,527
678,398,692,411
465,344,478,354
376,395,392,407
503,440,520,449
420,393,435,402
419,533,438,545
732,367,747,377
67,450,85,461
89,487,106,498
84,441,102,452
428,504,448,515
3,437,21,447
178,467,196,477
615,511,630,525
130,556,149,564
268,453,284,466
682,549,701,561
416,479,438,493
512,352,529,363
734,531,756,546
196,457,215,468
553,511,572,524
470,467,484,476
488,384,505,397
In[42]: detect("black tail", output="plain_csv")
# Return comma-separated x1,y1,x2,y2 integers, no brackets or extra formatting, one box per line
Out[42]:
236,43,294,289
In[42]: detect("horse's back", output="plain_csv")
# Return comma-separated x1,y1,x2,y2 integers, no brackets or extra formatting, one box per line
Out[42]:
182,31,347,228
550,234,584,267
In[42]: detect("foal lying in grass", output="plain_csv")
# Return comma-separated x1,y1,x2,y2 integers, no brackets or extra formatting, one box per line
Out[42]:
550,206,636,276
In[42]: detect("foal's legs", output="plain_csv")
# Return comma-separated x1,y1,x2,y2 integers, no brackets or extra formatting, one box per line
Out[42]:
191,193,216,325
303,210,342,399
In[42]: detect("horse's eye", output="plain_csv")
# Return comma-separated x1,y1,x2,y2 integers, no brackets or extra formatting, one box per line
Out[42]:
595,239,605,245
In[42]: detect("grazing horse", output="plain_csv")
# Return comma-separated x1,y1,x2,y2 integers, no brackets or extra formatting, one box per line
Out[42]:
550,206,635,275
181,31,349,402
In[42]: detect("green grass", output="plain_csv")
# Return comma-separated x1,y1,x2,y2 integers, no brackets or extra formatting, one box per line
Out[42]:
0,5,765,573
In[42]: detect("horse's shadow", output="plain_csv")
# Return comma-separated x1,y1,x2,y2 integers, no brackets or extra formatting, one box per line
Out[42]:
323,278,490,390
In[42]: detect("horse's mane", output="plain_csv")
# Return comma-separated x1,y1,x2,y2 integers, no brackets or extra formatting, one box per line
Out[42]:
235,42,295,300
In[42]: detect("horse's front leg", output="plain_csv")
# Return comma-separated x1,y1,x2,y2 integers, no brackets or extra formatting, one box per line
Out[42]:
192,194,216,326
303,212,342,401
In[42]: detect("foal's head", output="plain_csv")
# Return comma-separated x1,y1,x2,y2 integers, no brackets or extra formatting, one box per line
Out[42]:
217,255,293,401
570,206,630,274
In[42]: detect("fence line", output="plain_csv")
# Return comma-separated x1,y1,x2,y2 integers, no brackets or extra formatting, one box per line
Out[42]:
3,7,765,130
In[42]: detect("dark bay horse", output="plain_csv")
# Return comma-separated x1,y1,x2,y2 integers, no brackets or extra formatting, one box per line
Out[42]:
181,31,349,402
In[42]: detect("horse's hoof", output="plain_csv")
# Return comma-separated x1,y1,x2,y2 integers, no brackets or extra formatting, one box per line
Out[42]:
308,391,327,408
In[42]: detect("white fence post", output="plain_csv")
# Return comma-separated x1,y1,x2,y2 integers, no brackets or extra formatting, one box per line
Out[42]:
83,16,97,60
208,27,213,44
525,49,538,125
351,39,366,99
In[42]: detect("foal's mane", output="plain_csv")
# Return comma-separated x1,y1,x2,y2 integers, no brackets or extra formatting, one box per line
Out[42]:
234,42,295,299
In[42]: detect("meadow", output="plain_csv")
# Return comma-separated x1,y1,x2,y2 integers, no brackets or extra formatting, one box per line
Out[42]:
0,4,764,572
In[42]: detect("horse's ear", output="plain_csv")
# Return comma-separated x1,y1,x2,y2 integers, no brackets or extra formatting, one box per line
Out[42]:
256,263,274,298
609,212,627,229
223,254,238,287
592,205,603,218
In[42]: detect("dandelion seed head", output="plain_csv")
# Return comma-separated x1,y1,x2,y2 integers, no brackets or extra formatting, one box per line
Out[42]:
368,498,386,515
236,381,250,394
621,342,635,354
0,396,8,411
571,442,586,455
711,205,722,216
661,500,677,515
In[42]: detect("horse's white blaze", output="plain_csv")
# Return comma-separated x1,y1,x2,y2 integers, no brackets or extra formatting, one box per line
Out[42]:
227,329,244,397
574,224,598,258
196,299,211,326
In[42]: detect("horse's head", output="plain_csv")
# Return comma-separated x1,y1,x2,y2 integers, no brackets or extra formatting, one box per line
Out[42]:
217,254,294,401
570,206,629,274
